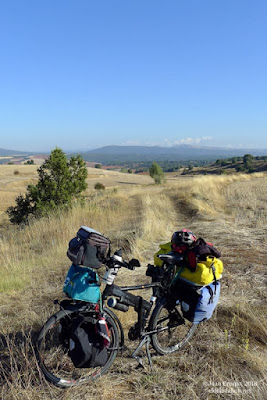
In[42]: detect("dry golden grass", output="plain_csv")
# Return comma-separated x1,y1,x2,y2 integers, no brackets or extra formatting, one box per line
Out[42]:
0,170,266,399
0,165,152,221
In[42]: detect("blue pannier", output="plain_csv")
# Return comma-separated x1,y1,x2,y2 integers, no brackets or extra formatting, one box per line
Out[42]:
170,277,221,324
63,264,101,304
181,282,220,324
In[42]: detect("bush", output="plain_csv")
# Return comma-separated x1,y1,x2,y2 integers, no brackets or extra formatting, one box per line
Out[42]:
13,170,19,175
7,147,88,224
243,154,253,164
94,182,105,190
236,165,245,172
95,164,102,169
149,162,164,184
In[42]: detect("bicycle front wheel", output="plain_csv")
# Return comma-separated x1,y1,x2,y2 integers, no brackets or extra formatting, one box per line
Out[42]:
36,308,119,388
149,297,197,355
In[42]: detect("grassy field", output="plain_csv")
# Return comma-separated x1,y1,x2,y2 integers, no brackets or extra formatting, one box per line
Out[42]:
0,167,266,399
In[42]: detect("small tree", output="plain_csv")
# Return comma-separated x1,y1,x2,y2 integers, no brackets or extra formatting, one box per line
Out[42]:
95,164,102,169
149,162,164,184
7,147,88,224
243,154,253,163
243,154,253,170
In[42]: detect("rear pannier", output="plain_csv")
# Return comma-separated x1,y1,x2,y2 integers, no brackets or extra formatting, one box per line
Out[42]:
171,278,221,324
67,226,111,269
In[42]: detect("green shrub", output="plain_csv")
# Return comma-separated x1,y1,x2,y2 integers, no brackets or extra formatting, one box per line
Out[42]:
94,182,105,190
149,162,164,184
7,147,88,224
13,170,19,175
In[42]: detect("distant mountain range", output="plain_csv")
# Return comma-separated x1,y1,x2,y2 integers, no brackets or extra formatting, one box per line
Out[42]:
75,145,267,163
0,148,33,156
1,145,267,164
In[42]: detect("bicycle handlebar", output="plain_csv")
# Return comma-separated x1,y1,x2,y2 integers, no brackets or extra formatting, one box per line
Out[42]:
105,251,141,271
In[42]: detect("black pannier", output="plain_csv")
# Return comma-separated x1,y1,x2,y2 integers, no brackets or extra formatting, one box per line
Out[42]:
68,316,108,368
67,226,111,269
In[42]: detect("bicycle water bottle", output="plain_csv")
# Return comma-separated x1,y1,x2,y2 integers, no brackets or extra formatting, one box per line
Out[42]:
102,250,122,285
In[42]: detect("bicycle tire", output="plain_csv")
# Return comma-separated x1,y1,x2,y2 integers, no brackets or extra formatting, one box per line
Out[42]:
149,297,197,355
36,307,119,388
103,306,125,348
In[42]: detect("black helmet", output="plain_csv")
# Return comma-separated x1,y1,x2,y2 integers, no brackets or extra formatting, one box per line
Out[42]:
171,229,196,246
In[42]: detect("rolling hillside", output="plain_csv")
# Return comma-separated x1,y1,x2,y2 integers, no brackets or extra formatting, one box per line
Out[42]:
0,170,266,399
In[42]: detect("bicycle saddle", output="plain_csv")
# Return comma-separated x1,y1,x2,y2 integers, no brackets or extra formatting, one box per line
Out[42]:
157,252,184,265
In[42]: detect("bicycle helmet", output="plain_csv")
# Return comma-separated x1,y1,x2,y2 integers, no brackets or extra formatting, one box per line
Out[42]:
171,229,197,246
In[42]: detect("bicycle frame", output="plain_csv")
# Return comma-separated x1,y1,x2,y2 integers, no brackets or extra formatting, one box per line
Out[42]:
36,250,197,387
58,251,186,368
103,283,158,340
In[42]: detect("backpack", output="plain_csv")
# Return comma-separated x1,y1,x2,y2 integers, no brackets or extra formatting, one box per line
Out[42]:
67,226,111,269
63,264,101,303
68,315,109,368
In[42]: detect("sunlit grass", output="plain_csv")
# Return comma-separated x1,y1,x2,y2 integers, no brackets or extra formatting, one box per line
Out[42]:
0,169,266,400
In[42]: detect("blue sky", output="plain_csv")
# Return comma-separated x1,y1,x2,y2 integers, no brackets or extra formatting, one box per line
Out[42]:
0,0,266,152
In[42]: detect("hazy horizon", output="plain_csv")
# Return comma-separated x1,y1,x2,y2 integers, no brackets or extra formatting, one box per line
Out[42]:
1,142,267,155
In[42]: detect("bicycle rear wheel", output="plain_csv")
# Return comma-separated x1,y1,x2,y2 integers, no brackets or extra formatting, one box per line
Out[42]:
36,308,119,388
149,297,197,355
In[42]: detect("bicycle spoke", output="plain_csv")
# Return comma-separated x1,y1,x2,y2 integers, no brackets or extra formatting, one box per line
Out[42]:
150,297,197,355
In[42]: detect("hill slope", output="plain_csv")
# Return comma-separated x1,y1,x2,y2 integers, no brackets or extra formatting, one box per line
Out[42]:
0,173,266,399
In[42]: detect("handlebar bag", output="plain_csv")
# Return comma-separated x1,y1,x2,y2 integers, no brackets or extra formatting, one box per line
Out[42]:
67,226,111,268
63,264,101,303
68,316,108,368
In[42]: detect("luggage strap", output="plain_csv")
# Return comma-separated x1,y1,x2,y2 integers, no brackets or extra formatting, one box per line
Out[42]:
206,285,214,304
210,262,217,295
